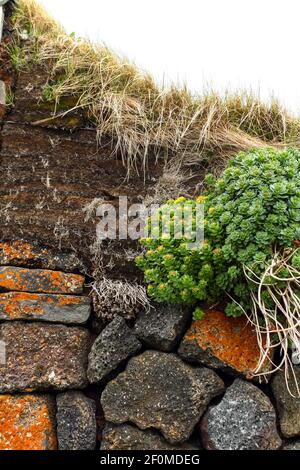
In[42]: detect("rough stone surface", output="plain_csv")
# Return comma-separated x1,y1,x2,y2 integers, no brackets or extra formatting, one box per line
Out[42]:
178,310,270,378
0,266,84,294
87,316,141,384
0,394,57,450
0,322,91,392
200,378,282,450
271,367,300,438
101,350,224,444
134,303,190,352
101,423,199,451
56,391,97,450
0,240,82,272
282,440,300,450
0,291,91,324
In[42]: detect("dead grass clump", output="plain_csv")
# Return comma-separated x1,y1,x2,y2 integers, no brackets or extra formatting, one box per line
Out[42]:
143,165,196,206
91,276,150,324
242,248,300,396
9,1,300,177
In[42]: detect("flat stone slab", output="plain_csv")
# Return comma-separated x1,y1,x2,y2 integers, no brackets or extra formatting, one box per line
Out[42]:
134,303,190,352
0,240,82,272
0,322,91,392
178,309,270,378
88,316,141,384
0,291,91,324
200,378,281,450
56,391,97,450
0,266,84,294
101,423,199,451
101,350,224,444
271,367,300,438
0,394,57,450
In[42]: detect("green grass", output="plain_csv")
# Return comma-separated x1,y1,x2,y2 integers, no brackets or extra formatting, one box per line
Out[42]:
5,41,26,71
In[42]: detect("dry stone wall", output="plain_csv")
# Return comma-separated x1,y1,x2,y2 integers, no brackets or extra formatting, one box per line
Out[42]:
0,241,298,450
0,2,299,451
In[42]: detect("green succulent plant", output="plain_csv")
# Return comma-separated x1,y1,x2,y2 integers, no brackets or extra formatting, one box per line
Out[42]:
136,148,300,317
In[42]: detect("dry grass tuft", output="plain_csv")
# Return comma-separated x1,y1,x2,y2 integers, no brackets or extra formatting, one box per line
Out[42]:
91,276,150,324
241,248,300,396
10,0,300,176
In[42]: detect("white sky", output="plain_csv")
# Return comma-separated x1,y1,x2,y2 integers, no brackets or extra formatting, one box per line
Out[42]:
38,0,300,114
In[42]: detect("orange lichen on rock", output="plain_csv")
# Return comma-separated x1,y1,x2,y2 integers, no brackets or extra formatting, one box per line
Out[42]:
178,310,270,377
0,240,40,263
0,292,42,318
0,291,90,323
0,266,84,294
0,394,57,450
0,241,81,272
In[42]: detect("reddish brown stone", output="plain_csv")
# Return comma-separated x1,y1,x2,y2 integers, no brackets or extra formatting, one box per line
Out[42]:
178,310,270,378
0,291,90,324
0,266,84,294
0,322,91,392
0,394,57,450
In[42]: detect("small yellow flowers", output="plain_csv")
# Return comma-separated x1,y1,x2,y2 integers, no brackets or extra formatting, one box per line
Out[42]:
159,283,166,290
174,196,186,204
196,195,207,204
164,254,173,261
208,207,215,214
214,248,221,255
147,284,154,291
140,237,152,245
146,250,154,257
157,245,164,252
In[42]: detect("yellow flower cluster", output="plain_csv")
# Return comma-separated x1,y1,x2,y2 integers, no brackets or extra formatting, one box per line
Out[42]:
196,195,207,204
